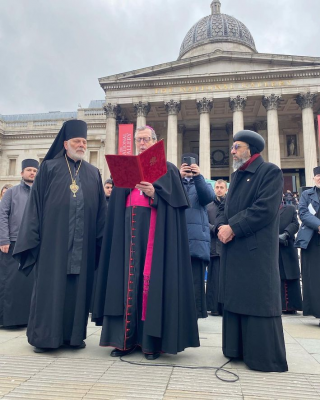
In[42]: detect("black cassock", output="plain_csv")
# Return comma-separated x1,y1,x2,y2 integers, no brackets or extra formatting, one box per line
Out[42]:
13,153,105,348
217,156,287,372
0,243,34,327
92,162,200,354
279,205,302,312
301,188,320,318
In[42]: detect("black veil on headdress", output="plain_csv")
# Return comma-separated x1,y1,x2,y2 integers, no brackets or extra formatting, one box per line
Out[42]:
43,119,87,162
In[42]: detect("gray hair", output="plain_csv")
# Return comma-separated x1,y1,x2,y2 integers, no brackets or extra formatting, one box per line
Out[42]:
135,126,157,141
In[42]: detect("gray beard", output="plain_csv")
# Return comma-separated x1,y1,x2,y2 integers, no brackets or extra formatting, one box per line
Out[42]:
233,157,250,171
67,148,86,161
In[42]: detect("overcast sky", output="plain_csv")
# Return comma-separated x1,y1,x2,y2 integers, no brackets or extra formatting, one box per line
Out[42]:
0,0,319,115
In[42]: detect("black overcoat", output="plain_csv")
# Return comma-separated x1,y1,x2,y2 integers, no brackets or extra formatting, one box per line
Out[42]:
92,162,200,354
279,205,300,280
13,154,106,348
217,156,283,317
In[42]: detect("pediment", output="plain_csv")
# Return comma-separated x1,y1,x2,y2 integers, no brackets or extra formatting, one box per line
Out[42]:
99,51,320,88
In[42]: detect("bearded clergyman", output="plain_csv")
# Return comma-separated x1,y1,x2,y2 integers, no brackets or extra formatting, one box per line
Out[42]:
217,130,288,372
13,120,106,353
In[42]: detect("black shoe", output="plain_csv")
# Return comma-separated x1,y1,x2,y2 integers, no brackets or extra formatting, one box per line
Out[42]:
71,341,86,350
144,352,160,361
282,310,297,315
33,347,52,353
110,348,134,357
210,311,220,316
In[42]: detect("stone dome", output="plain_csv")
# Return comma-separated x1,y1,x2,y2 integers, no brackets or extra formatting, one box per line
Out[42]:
179,1,257,59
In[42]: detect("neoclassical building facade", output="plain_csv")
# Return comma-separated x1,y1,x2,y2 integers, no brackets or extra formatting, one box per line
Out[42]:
1,0,319,189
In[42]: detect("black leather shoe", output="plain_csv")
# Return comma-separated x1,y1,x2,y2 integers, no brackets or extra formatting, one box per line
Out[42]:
144,352,160,361
33,347,51,353
110,348,134,357
71,341,86,350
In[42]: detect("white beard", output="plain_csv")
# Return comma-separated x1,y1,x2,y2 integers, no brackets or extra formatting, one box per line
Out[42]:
66,143,86,161
233,157,250,171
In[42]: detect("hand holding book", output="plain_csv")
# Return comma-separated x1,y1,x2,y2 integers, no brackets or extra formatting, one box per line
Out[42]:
135,182,155,198
105,140,167,189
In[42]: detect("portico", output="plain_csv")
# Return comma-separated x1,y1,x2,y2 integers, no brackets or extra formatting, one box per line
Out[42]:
99,1,320,187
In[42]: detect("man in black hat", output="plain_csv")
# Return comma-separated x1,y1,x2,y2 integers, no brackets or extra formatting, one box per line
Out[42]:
217,130,288,372
295,167,320,324
0,159,39,327
13,120,106,352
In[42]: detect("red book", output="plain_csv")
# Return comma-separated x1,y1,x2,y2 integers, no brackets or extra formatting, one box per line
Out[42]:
105,140,167,188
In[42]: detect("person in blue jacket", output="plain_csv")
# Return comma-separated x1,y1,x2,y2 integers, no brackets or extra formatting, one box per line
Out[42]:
295,166,320,322
180,153,215,318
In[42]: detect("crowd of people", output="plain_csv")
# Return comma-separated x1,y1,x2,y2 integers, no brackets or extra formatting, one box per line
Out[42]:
0,119,320,374
283,190,299,209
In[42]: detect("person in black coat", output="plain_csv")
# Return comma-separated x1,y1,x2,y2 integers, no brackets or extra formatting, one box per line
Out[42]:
217,130,288,373
93,127,199,361
180,154,215,318
295,167,320,323
278,204,302,313
206,179,228,316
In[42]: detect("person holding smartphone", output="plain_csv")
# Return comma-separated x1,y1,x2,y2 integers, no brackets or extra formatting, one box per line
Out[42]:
180,153,215,319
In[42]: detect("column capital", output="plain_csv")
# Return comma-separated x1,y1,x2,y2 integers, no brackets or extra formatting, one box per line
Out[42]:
262,94,282,111
103,103,121,119
296,92,317,110
253,120,268,131
164,100,181,115
133,101,151,118
196,98,213,114
229,95,247,112
226,121,233,136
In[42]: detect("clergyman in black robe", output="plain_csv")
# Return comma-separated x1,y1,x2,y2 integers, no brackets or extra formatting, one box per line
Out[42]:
295,167,320,322
13,120,105,352
92,126,199,360
217,130,288,372
0,159,39,327
278,204,302,313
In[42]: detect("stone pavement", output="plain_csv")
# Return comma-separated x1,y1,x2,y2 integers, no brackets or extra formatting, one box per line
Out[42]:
0,313,320,399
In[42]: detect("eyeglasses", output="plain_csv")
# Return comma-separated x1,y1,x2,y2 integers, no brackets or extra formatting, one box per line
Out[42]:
135,137,152,143
230,143,248,151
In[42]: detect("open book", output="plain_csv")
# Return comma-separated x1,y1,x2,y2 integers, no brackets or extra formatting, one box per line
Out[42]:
105,140,167,188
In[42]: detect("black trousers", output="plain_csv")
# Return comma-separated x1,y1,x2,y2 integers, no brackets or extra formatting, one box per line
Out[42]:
223,309,288,372
191,257,207,319
206,256,223,315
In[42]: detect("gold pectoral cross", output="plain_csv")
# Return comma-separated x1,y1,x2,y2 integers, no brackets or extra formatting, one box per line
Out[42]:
70,180,79,197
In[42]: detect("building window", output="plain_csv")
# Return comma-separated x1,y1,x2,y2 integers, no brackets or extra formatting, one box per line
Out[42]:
9,159,17,176
89,151,98,167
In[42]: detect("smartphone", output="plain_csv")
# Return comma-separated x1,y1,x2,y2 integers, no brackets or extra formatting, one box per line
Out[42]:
183,156,196,166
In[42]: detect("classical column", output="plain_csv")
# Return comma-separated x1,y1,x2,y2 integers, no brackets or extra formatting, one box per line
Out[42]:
165,100,181,166
316,117,320,166
226,121,233,177
133,101,151,127
253,121,268,161
103,103,120,179
262,94,282,167
196,98,213,179
229,95,247,134
178,124,185,167
296,92,318,186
